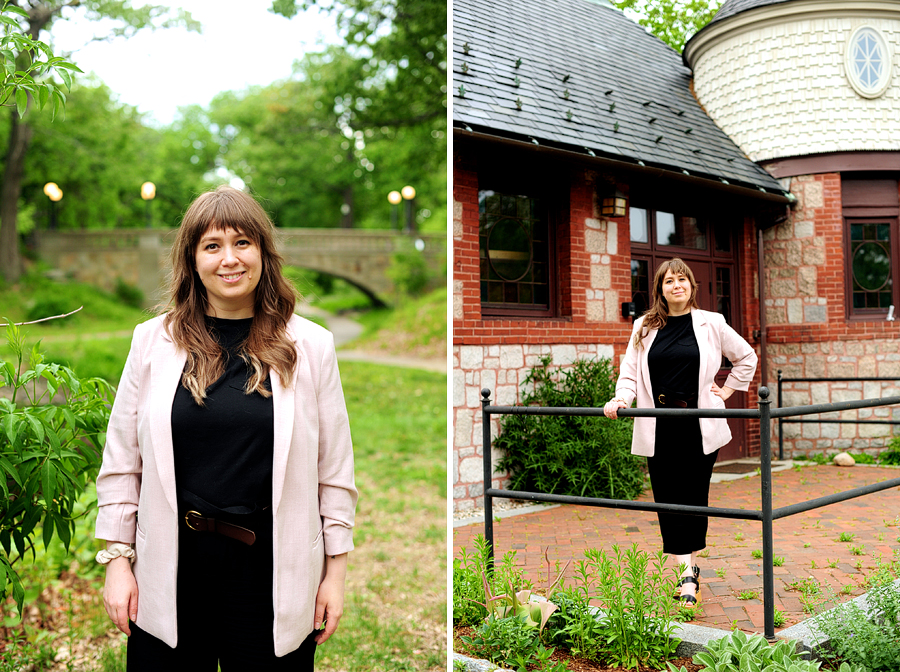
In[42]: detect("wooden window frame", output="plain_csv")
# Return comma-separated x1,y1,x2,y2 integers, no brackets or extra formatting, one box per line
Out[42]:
843,215,900,321
477,182,560,320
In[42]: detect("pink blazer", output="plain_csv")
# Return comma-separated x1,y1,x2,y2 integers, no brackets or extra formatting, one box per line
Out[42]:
95,314,357,656
615,308,758,457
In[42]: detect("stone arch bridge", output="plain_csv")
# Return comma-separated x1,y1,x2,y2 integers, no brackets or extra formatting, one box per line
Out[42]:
36,228,446,308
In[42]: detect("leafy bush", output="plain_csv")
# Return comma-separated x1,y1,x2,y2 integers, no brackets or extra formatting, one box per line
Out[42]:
543,544,680,670
494,356,644,501
460,614,565,672
879,447,900,466
667,629,867,672
387,250,430,297
453,534,531,627
0,321,114,614
812,573,900,672
113,279,144,309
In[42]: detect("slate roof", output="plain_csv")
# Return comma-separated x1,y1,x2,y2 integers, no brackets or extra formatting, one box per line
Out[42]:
452,0,788,197
710,0,795,24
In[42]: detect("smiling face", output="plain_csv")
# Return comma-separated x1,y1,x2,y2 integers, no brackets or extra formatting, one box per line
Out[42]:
194,225,262,318
661,268,692,316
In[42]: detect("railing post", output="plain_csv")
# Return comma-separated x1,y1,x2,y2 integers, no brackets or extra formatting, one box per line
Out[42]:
777,370,784,461
758,386,776,640
481,388,495,568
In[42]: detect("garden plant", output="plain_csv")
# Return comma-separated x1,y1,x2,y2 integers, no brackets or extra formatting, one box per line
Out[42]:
0,320,113,614
494,356,644,501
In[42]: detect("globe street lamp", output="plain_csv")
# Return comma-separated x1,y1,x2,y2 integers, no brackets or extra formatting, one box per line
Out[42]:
387,190,402,230
43,182,63,230
401,185,416,233
141,181,156,228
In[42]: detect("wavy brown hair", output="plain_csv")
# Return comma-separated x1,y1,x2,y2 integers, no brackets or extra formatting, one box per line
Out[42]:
165,185,297,405
633,257,700,349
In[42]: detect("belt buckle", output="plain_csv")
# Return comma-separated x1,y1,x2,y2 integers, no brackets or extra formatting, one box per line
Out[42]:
184,510,204,531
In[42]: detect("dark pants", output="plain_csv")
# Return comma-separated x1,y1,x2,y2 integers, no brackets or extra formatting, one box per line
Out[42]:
127,510,317,670
647,406,719,556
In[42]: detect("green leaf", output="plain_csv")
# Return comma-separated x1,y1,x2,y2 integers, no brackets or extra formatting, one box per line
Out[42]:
33,83,48,110
25,413,44,444
41,510,54,549
2,413,17,445
58,67,72,91
55,513,71,550
0,455,22,488
41,460,56,505
14,85,25,118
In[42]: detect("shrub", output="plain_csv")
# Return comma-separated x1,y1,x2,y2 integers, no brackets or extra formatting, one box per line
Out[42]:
494,356,644,501
879,448,900,466
113,279,144,309
0,321,114,614
811,570,900,671
387,250,430,297
667,629,867,672
543,544,680,669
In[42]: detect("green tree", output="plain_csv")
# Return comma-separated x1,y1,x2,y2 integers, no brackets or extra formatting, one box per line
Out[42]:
612,0,721,52
210,48,446,231
5,80,217,231
267,0,446,230
0,0,198,282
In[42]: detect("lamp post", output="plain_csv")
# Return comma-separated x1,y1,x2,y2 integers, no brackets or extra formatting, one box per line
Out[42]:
401,185,416,233
43,182,63,230
387,190,402,230
141,181,156,228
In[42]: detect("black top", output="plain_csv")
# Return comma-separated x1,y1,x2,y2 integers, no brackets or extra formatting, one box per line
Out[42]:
171,316,274,513
648,313,700,400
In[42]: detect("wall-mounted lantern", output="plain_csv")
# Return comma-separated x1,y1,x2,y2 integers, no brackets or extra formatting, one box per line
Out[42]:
601,186,627,217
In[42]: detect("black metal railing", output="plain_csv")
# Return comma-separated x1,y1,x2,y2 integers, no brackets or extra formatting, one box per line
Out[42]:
479,386,900,640
777,371,900,460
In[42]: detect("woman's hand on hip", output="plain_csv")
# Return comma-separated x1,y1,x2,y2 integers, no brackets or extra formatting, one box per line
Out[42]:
604,398,626,419
103,556,138,636
315,553,349,644
711,384,735,401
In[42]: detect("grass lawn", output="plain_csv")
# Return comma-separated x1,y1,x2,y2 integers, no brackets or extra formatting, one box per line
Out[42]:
0,360,447,671
0,275,448,671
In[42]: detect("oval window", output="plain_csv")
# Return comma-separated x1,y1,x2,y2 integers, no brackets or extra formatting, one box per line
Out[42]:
845,26,892,99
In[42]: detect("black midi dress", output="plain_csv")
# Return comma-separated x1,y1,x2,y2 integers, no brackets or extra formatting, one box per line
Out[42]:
646,313,719,555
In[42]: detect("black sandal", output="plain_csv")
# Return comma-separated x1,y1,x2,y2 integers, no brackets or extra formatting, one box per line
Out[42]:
674,576,700,608
673,568,701,596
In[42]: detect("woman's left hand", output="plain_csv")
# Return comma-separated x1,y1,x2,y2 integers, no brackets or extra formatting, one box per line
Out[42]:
314,553,348,644
711,383,735,401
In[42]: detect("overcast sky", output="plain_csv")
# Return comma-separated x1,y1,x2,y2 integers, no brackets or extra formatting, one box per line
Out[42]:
50,0,341,126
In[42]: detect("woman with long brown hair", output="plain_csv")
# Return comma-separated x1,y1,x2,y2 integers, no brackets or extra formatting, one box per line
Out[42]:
95,185,357,668
603,258,756,608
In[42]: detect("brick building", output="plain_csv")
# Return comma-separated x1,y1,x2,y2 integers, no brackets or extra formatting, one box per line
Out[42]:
452,0,900,512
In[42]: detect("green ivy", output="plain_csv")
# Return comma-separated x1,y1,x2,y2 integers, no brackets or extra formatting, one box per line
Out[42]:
0,320,113,615
494,356,644,501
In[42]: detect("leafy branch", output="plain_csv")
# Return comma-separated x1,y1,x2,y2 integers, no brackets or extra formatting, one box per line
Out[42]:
0,0,82,119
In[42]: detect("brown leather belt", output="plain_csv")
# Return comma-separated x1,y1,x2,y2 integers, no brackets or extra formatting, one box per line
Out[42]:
184,510,256,546
657,393,697,408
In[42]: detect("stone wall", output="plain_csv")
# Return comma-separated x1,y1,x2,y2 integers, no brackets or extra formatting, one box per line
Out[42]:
688,6,900,162
762,172,900,455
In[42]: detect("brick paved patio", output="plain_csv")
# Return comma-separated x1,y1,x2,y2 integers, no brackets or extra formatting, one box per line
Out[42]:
453,464,900,634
